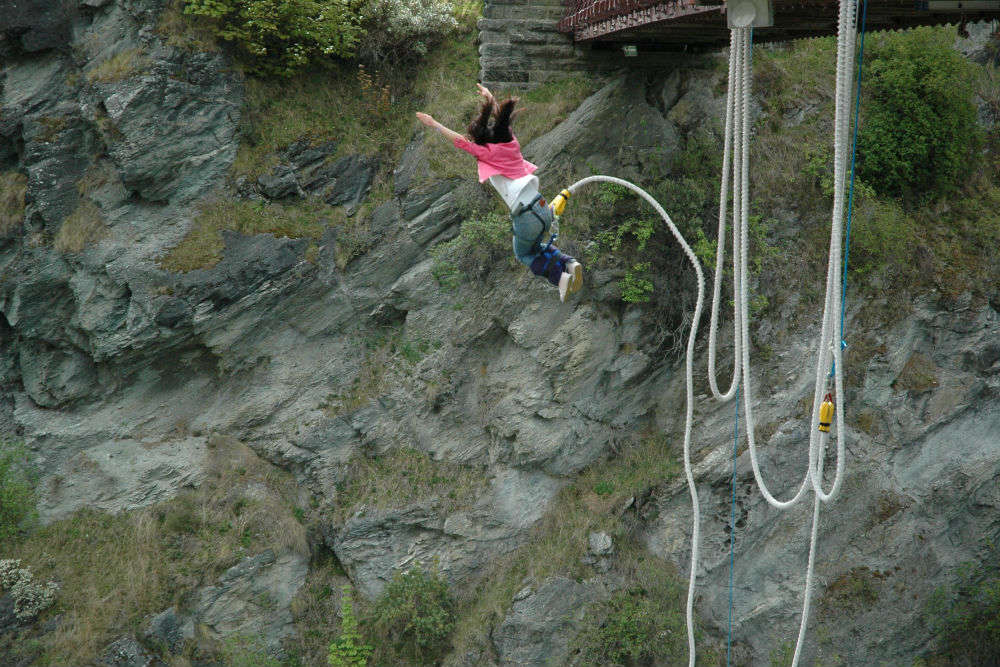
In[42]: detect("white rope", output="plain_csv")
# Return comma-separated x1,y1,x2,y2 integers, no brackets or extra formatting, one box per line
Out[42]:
558,6,858,663
703,3,859,666
564,174,707,666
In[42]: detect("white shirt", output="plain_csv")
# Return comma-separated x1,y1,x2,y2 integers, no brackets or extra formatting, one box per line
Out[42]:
489,173,540,211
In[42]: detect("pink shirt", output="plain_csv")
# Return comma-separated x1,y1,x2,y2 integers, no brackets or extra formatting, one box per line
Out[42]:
453,136,538,182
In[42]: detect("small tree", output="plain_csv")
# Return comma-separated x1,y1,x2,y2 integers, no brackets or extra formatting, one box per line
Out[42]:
328,586,372,667
858,27,981,201
368,565,455,663
356,0,458,67
183,0,364,77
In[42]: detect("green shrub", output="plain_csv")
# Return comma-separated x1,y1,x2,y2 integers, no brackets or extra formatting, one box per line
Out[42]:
925,563,1000,664
620,262,654,303
183,0,363,77
328,586,372,667
574,582,687,665
847,197,918,279
367,566,455,664
0,440,38,541
858,27,981,201
356,0,458,67
430,210,512,288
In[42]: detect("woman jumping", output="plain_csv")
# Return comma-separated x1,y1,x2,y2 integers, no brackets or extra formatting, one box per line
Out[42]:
416,84,583,301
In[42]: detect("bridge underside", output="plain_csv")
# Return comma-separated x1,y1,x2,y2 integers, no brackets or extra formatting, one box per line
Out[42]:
559,0,1000,48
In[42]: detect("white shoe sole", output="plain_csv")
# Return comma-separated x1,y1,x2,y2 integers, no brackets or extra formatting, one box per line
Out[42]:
558,272,571,302
567,262,583,295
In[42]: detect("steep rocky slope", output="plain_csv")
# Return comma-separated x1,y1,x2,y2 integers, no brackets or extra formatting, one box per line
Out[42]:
1,1,999,665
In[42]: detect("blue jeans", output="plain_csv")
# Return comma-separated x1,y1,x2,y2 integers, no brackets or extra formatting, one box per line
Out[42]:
511,198,575,286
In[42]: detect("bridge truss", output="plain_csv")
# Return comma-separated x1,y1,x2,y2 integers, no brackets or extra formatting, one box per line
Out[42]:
558,0,1000,48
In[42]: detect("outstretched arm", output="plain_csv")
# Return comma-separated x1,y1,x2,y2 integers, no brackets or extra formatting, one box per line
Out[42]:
416,112,463,143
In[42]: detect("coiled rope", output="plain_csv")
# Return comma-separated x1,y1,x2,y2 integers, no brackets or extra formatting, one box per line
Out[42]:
560,2,861,662
705,1,862,665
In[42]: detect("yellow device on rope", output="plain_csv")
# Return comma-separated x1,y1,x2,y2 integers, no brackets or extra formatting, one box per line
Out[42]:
818,393,834,433
550,189,571,216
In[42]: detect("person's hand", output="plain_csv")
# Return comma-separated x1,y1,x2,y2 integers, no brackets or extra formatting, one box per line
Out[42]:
476,83,493,100
415,112,435,127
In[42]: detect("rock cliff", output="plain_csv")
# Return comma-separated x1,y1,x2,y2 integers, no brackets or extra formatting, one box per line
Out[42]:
1,1,999,664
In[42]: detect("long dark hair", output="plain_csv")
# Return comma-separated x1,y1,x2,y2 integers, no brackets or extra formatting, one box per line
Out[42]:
467,97,519,145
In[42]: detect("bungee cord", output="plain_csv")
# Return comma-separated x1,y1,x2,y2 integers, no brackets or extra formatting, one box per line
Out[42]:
556,2,862,662
705,1,863,665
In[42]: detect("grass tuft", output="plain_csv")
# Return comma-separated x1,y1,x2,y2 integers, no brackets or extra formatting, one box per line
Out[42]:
156,0,220,52
159,198,330,272
333,448,485,522
0,171,27,236
85,48,150,84
54,200,106,253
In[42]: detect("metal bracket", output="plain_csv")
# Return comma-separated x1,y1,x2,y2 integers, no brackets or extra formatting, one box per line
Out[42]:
727,0,774,28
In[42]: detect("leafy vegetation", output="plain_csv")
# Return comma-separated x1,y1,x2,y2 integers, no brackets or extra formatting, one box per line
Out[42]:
356,0,461,68
430,209,513,289
367,566,456,664
182,0,363,77
327,586,373,667
925,562,1000,665
573,574,687,666
858,27,981,201
0,440,37,541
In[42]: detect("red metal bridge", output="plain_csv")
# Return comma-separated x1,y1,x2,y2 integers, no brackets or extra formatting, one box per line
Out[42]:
558,0,1000,48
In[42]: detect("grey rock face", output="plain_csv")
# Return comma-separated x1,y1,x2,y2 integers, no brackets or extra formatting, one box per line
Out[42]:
588,531,612,557
493,576,606,667
1,10,997,664
98,54,241,203
145,606,194,655
192,550,308,654
642,296,1000,665
97,635,156,667
0,0,76,54
257,164,302,200
18,340,98,408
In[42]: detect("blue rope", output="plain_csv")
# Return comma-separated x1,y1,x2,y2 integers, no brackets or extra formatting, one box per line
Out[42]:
834,0,869,375
727,382,740,667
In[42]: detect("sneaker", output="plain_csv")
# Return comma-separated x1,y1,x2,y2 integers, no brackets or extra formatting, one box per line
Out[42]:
558,272,571,302
565,260,584,294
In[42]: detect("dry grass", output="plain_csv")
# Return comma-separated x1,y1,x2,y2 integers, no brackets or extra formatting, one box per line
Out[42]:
54,200,106,253
0,171,27,236
76,161,118,196
36,116,69,143
333,448,487,522
159,197,331,272
156,0,218,53
86,48,150,84
321,341,394,418
7,436,307,665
